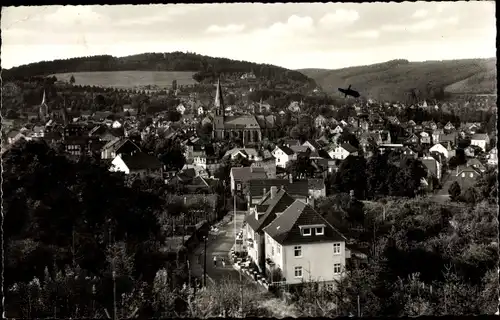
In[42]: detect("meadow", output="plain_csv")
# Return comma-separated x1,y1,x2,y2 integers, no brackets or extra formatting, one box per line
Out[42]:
52,71,197,89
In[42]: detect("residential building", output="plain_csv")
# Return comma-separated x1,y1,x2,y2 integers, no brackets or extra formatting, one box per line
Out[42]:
230,167,268,194
420,131,431,144
247,177,309,205
110,152,163,176
455,165,482,191
328,143,358,160
101,137,141,160
262,200,348,287
244,187,296,272
466,158,486,173
308,179,326,199
470,133,489,151
272,146,297,168
487,147,498,166
429,143,450,159
315,115,327,128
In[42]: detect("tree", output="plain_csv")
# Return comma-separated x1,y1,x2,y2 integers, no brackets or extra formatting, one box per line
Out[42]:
448,181,461,201
166,110,182,123
461,187,481,204
171,79,177,91
69,75,75,84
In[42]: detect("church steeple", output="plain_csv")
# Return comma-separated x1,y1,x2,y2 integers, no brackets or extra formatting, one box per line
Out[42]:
39,90,49,122
214,77,224,117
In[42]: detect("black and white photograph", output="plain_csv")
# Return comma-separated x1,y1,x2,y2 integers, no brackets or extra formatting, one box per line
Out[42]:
1,2,498,318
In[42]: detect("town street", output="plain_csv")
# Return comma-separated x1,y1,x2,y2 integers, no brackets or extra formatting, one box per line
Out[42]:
196,210,253,284
430,170,457,203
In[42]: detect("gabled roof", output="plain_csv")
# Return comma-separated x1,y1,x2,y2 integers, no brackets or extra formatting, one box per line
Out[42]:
231,167,267,181
262,200,347,245
275,145,295,155
456,165,482,177
248,179,309,198
290,145,309,154
245,189,296,232
119,152,162,170
471,133,488,141
340,143,358,153
303,140,322,151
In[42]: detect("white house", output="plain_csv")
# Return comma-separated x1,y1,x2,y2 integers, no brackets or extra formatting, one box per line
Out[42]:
429,143,450,159
197,106,205,116
487,147,497,166
262,200,349,288
470,133,489,152
272,146,296,168
331,125,343,134
176,103,186,115
328,143,358,160
224,147,263,162
112,120,122,129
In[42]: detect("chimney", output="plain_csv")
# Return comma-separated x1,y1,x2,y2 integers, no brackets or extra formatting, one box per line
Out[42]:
270,186,277,199
308,196,315,208
289,174,293,183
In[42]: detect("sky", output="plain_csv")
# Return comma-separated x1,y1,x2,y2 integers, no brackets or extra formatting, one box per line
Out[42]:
1,2,496,70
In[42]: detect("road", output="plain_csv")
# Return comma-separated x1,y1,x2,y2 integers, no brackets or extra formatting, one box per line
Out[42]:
430,170,457,203
195,210,254,285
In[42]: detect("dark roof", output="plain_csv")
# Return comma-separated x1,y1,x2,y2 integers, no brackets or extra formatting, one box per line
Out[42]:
340,143,358,153
262,200,347,245
421,158,438,177
120,152,163,170
245,189,296,232
304,140,322,150
278,146,295,155
231,167,268,182
248,179,309,198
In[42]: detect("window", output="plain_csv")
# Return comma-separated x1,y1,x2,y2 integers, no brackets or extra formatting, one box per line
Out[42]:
277,245,281,254
333,243,341,254
294,266,303,278
469,173,474,178
316,227,324,235
254,233,257,241
237,184,241,190
294,246,302,257
461,173,465,177
334,263,342,274
302,228,311,236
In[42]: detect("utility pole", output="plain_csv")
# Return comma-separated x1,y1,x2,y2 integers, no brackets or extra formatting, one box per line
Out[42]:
203,236,207,287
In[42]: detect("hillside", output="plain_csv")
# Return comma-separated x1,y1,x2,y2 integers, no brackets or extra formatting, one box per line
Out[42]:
299,58,497,102
3,52,316,86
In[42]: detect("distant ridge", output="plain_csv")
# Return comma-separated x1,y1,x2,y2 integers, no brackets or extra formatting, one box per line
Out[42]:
299,58,496,101
3,51,316,86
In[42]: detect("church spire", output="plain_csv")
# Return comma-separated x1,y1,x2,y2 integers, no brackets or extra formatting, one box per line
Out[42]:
214,77,224,110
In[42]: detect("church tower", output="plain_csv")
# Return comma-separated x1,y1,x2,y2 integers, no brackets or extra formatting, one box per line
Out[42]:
213,78,225,136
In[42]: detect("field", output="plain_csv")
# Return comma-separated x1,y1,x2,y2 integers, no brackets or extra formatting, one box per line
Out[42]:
51,71,198,89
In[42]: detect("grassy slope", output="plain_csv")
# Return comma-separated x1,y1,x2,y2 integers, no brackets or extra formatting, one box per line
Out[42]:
52,71,197,89
299,58,497,101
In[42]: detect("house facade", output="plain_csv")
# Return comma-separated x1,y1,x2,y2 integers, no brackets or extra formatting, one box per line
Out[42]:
272,146,297,168
262,200,348,288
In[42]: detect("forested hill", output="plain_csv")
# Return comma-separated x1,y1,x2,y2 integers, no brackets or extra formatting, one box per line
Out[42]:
299,58,497,102
2,52,316,85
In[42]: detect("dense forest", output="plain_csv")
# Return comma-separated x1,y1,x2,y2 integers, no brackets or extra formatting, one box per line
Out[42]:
300,58,497,102
2,52,316,86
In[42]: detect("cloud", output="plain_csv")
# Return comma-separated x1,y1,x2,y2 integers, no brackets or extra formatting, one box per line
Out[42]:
42,6,109,26
348,30,380,39
266,15,315,37
412,9,428,19
318,9,359,28
205,24,245,34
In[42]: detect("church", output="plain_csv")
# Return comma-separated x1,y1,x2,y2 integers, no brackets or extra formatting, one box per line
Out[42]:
211,79,277,144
